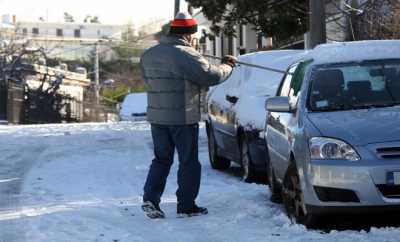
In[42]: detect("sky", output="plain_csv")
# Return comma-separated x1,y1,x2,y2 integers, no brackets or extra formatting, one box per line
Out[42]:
0,0,188,26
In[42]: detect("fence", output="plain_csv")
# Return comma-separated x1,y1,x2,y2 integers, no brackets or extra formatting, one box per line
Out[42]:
6,82,24,124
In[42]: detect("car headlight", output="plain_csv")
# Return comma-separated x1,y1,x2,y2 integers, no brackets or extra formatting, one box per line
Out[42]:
309,137,360,161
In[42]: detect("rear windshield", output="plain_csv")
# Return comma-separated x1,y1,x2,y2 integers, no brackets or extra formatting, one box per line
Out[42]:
309,60,400,111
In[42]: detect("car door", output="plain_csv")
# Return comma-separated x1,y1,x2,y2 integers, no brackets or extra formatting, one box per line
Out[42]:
266,61,308,180
267,64,298,179
208,66,242,161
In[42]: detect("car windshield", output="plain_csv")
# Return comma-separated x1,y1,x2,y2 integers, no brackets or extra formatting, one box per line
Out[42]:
309,60,400,112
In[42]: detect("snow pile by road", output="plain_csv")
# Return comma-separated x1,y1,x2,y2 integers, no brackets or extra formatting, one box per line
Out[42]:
0,122,400,242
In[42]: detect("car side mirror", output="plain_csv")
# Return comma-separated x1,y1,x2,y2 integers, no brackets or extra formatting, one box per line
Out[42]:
226,95,239,104
265,96,293,113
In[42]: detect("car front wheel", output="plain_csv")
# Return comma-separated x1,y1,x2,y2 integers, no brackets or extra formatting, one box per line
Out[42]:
240,137,258,183
282,163,319,228
207,127,230,170
267,159,282,203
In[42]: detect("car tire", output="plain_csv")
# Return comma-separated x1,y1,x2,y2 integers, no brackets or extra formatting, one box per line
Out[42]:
240,136,258,183
282,163,319,228
267,159,282,203
207,126,231,170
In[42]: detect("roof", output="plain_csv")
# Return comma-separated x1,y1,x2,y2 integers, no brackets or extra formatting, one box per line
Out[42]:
307,40,400,65
32,64,91,87
17,21,122,29
0,23,15,29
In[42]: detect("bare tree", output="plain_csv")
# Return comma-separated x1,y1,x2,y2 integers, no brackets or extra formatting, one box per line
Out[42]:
326,0,400,41
64,12,75,23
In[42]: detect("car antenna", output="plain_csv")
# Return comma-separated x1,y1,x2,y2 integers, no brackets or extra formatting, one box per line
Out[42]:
203,54,287,74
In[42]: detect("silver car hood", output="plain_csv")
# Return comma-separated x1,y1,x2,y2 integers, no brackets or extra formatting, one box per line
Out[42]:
307,107,400,146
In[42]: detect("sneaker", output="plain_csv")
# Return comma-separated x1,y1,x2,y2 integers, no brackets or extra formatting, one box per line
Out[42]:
177,204,208,218
142,201,165,219
270,194,283,204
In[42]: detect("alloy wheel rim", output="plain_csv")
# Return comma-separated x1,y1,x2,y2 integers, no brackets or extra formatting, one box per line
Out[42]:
268,163,275,191
209,132,216,164
284,172,306,222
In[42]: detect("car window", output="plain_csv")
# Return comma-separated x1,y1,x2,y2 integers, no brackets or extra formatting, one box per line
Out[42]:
278,65,298,96
289,60,312,98
309,60,400,112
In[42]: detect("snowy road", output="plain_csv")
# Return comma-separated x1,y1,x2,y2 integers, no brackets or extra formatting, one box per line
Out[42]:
1,122,400,242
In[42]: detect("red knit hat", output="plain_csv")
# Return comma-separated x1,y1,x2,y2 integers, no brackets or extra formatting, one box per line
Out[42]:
170,12,198,35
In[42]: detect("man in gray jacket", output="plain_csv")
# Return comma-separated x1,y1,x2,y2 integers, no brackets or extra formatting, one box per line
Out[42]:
140,12,237,219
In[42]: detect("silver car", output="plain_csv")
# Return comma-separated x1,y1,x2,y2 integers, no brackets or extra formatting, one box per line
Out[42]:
265,40,400,228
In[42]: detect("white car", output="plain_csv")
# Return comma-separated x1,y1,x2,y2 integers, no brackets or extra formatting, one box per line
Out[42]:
119,92,147,121
206,50,307,182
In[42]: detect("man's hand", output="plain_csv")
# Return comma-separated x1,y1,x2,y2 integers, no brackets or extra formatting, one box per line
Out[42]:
221,55,238,68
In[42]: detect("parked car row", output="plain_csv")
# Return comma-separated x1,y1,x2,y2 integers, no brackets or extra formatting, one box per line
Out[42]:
206,40,400,228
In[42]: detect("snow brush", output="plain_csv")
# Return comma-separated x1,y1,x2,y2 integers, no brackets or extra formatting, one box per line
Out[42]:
202,54,287,74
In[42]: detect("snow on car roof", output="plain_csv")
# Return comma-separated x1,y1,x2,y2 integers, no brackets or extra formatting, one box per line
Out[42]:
234,50,308,100
307,40,400,65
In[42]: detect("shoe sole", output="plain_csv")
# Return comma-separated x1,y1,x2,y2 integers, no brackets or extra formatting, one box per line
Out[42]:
142,204,165,219
176,211,208,218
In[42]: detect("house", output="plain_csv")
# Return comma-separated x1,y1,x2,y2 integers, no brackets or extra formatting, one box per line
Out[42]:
0,15,16,42
193,10,273,58
0,63,91,124
193,0,371,55
15,21,124,40
1,16,132,61
15,20,127,61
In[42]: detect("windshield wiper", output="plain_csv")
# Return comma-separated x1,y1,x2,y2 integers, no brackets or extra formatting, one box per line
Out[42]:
351,102,400,109
313,103,353,112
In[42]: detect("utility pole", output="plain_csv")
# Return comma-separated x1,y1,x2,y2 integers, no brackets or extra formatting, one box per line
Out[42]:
188,3,194,15
347,0,360,41
94,43,100,105
309,0,326,49
174,0,180,17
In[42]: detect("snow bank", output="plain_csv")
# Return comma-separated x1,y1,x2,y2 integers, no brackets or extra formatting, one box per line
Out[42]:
309,40,400,65
2,122,400,242
119,92,147,121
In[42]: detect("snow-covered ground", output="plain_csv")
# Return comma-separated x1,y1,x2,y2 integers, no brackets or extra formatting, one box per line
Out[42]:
1,122,400,242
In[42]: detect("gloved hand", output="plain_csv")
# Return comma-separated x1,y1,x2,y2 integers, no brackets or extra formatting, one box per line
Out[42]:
221,55,238,68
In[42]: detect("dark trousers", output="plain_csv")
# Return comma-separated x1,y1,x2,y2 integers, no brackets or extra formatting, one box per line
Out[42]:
143,123,201,210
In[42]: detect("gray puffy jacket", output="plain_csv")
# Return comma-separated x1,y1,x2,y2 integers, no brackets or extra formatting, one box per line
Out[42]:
140,35,233,125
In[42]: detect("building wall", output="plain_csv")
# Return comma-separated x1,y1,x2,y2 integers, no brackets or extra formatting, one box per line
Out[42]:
325,0,348,42
15,21,124,40
26,76,87,121
244,25,258,52
194,11,273,57
26,40,118,61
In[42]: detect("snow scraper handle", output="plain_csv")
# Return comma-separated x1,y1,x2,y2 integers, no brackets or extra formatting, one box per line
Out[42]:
203,54,287,74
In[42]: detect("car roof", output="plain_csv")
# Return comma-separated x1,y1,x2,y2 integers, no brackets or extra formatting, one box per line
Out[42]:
306,40,400,65
239,49,307,65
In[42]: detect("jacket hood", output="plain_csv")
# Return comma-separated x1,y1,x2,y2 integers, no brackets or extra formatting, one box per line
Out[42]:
307,107,400,146
160,35,191,47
